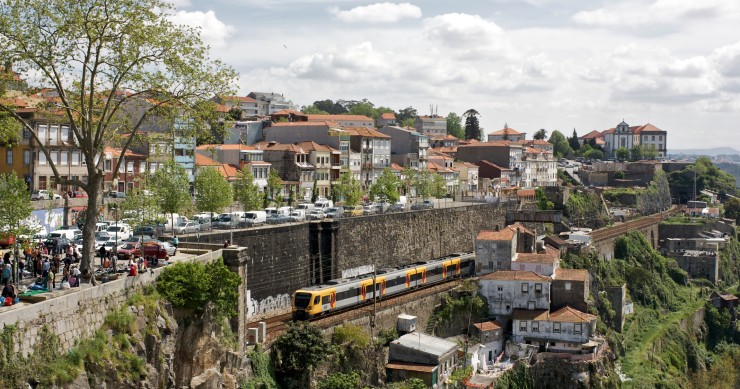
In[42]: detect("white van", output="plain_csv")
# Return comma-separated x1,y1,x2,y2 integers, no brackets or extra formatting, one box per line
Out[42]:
289,209,306,222
49,228,81,240
276,206,293,216
314,197,333,210
106,223,131,240
264,207,277,216
296,203,315,212
214,212,242,229
242,211,267,226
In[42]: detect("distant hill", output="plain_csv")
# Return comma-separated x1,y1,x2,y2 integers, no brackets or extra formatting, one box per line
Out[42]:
670,147,739,157
716,162,740,188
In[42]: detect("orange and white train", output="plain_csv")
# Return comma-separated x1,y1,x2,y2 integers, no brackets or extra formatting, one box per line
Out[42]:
292,252,475,319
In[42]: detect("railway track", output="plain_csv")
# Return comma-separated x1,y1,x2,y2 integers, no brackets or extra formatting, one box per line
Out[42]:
251,278,463,345
591,206,681,243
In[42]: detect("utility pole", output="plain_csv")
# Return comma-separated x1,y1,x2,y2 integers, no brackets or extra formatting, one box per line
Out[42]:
371,256,377,334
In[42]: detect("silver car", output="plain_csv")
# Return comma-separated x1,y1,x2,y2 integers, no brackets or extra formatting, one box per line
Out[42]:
174,221,199,234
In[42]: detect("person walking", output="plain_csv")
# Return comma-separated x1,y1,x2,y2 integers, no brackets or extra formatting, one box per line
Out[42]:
1,264,10,286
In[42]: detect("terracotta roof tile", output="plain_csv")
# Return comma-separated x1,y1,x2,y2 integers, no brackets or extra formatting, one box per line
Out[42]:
380,112,396,119
224,95,257,103
515,252,557,264
490,127,522,136
385,362,436,373
195,153,221,166
554,268,589,282
306,114,373,122
549,306,596,323
342,127,391,138
477,227,517,241
480,270,551,282
458,141,512,148
473,321,503,332
295,141,336,152
512,309,549,321
271,121,334,127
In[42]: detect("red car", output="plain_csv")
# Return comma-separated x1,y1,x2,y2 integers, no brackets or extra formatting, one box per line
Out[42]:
142,241,173,260
117,242,141,260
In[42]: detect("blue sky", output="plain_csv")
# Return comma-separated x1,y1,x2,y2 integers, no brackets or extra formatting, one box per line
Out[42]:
168,0,740,151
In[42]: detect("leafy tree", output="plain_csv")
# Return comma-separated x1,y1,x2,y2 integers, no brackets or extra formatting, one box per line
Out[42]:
301,104,329,114
535,187,554,210
334,172,361,206
400,118,415,128
414,169,435,199
266,169,283,203
396,106,417,125
400,167,416,196
369,168,400,204
583,148,604,160
272,321,330,389
311,177,318,203
630,145,643,161
0,111,21,146
613,170,625,179
330,324,371,380
156,258,241,319
533,129,547,140
151,159,192,233
463,109,481,140
0,172,33,282
387,379,427,389
318,372,361,389
234,169,262,211
227,107,243,121
313,99,347,114
568,128,581,151
615,147,630,161
642,144,659,160
195,167,232,220
120,180,160,233
348,102,377,120
0,0,236,279
446,112,464,139
668,157,737,202
548,130,572,159
432,173,447,199
723,197,740,223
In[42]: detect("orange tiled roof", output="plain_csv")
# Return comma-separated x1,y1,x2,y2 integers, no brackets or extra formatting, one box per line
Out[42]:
219,164,240,179
430,146,457,154
477,228,516,241
196,143,255,151
633,123,665,134
515,252,557,264
271,121,335,127
517,189,536,197
490,127,522,136
103,147,144,158
390,163,404,171
549,306,596,323
305,114,373,122
296,141,336,152
224,95,257,103
264,143,308,153
512,309,549,321
195,153,221,166
481,270,551,282
342,127,391,138
380,112,396,119
458,141,512,148
473,321,503,332
580,130,603,140
554,268,589,282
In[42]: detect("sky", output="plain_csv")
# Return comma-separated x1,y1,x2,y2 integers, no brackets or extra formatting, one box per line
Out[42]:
166,0,740,151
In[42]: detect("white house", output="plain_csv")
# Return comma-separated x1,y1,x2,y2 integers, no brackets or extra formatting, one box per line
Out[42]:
479,270,551,321
469,321,504,370
512,306,598,353
511,248,560,277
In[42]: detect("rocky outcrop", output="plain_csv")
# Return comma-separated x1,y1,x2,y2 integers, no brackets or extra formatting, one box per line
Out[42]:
527,348,620,389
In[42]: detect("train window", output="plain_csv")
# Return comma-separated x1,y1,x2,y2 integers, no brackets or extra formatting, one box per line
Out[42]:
322,296,330,305
314,296,320,305
447,265,456,274
295,293,312,309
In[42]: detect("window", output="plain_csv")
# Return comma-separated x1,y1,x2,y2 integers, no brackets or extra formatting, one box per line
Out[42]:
104,159,112,171
574,323,582,335
23,128,31,139
38,124,47,142
23,150,31,165
139,161,146,174
535,283,542,293
565,282,572,291
5,149,12,165
72,152,80,166
531,321,539,332
497,285,503,292
313,296,320,305
60,152,68,166
50,151,58,165
127,161,134,173
651,135,655,141
61,125,69,142
39,152,47,165
552,322,560,333
659,136,663,141
519,321,527,332
49,125,58,144
521,283,529,293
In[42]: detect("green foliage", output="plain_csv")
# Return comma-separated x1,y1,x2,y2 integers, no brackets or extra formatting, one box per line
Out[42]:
450,366,473,385
318,372,361,389
463,109,481,140
152,159,192,217
387,378,427,389
312,99,348,115
333,172,361,206
401,118,415,128
369,168,400,204
0,172,33,236
0,111,21,147
535,187,554,210
376,328,399,346
432,280,488,337
548,130,572,159
267,169,283,201
718,239,740,286
301,104,330,114
413,169,434,199
156,258,241,319
243,346,278,389
104,308,137,335
396,106,417,125
565,190,610,228
431,173,447,199
446,112,464,139
704,302,733,350
568,128,581,151
630,145,643,161
234,169,263,211
311,177,318,203
584,148,604,160
613,170,625,179
616,147,630,160
494,363,533,389
533,128,547,140
689,343,740,389
120,181,161,230
667,158,738,199
195,167,233,215
272,321,330,389
635,170,672,215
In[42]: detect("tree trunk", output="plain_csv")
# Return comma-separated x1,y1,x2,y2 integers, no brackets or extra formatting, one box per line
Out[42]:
81,174,103,285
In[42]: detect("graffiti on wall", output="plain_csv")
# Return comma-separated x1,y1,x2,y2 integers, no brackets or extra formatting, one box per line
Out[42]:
247,290,292,319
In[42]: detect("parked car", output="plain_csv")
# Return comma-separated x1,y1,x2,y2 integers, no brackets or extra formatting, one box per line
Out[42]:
142,241,176,259
362,204,380,215
107,191,126,198
133,225,157,238
31,190,62,200
306,210,325,220
387,203,407,213
241,211,267,227
343,205,363,217
117,242,141,260
266,214,291,225
68,190,88,198
105,224,131,240
288,210,306,222
173,221,199,234
191,214,213,231
44,237,71,253
49,228,81,240
94,234,119,250
324,207,344,218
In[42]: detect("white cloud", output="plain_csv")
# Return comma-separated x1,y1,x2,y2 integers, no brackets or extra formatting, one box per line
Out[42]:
423,13,511,60
573,0,738,29
165,0,191,8
711,41,740,78
168,10,235,48
329,2,422,23
278,41,392,81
